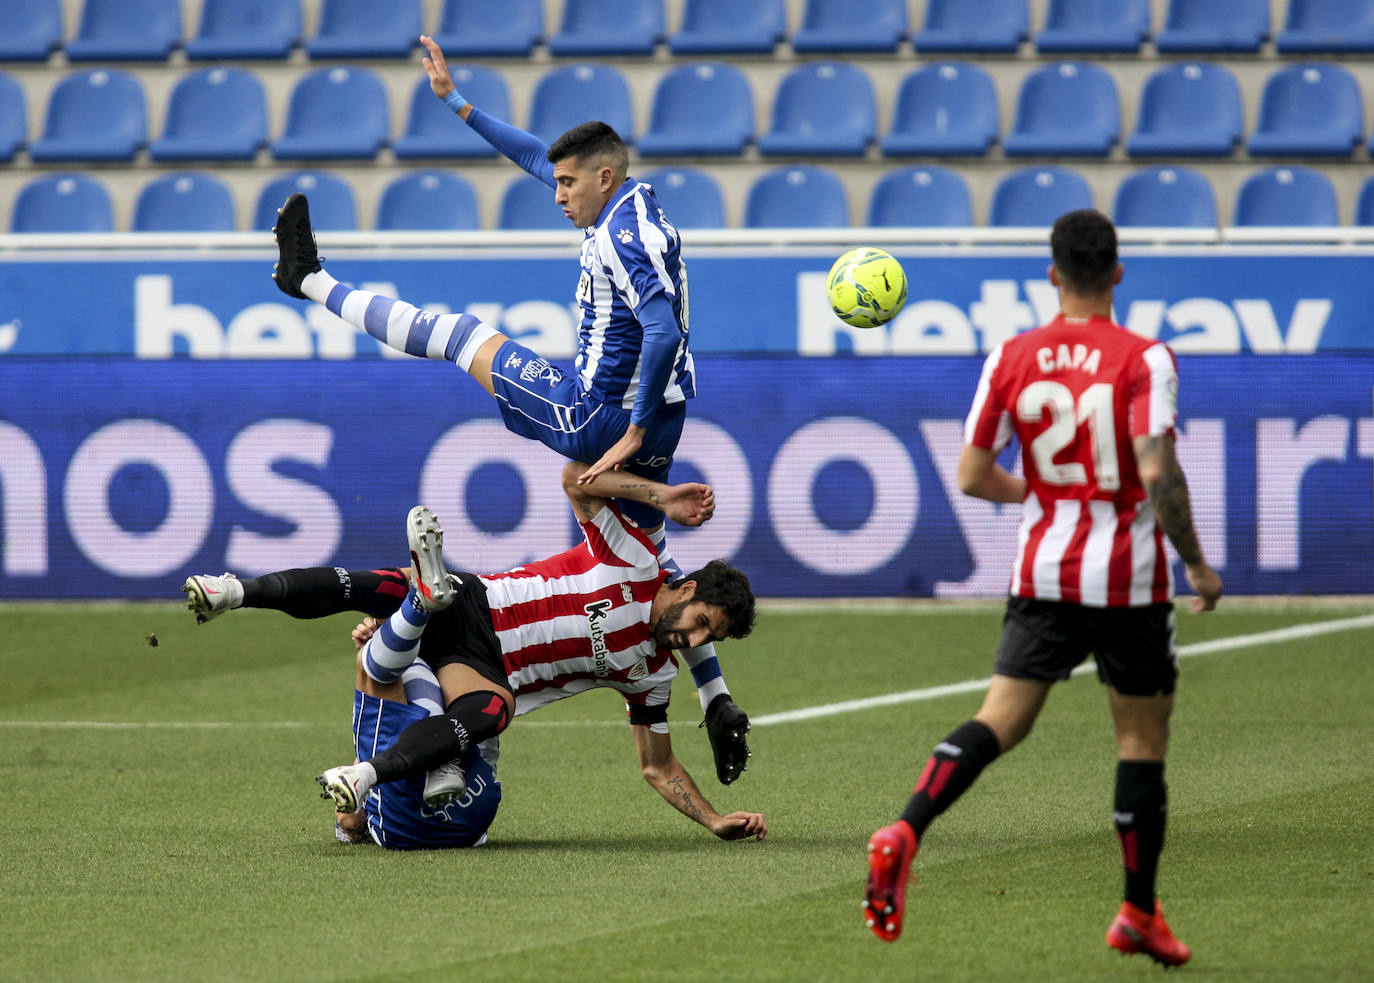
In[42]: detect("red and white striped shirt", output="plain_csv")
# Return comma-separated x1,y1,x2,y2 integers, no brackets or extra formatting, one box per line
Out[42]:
479,502,677,731
965,313,1179,607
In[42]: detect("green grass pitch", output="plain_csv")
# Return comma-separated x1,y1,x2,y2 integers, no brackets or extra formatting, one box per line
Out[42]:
2,599,1371,982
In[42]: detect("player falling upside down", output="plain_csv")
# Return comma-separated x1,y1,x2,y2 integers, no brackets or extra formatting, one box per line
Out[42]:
186,462,767,842
270,35,749,779
863,210,1221,965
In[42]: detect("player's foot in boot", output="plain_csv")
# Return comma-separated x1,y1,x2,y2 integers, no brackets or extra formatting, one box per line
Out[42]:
182,572,242,625
1106,899,1192,967
407,505,455,612
864,821,918,941
422,760,467,806
317,764,373,814
272,192,322,299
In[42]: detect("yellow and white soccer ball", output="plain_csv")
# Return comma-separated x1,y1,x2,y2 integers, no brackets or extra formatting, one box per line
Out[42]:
825,247,908,328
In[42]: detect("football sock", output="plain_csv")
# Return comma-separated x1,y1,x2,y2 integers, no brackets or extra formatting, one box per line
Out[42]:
361,588,429,684
899,719,1002,838
1114,760,1168,913
368,690,511,783
400,661,444,717
304,271,497,371
240,566,408,620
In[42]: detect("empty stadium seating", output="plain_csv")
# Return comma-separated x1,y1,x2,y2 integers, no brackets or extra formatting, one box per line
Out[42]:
12,174,114,233
669,0,784,55
1003,62,1119,157
1234,166,1339,225
150,68,267,162
0,0,62,61
254,172,357,231
745,166,849,227
0,72,26,161
1247,63,1363,157
429,0,543,57
1112,166,1218,228
757,63,875,157
271,67,389,160
637,63,753,158
792,0,907,53
867,166,973,227
29,69,146,162
133,173,236,231
1276,0,1374,53
1154,0,1269,53
1127,62,1242,157
547,0,663,57
1354,176,1374,226
499,176,567,229
527,64,634,146
306,0,420,59
640,166,726,228
881,62,998,157
989,166,1094,226
393,70,507,160
184,0,301,60
914,0,1029,54
1036,0,1150,53
65,0,181,61
376,171,480,231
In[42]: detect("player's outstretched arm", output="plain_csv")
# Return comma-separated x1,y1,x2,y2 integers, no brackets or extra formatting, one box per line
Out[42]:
632,726,766,841
561,461,715,527
1134,433,1222,613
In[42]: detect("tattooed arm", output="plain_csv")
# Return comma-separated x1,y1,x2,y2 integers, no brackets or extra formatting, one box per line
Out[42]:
632,725,766,840
1134,433,1222,613
561,461,716,526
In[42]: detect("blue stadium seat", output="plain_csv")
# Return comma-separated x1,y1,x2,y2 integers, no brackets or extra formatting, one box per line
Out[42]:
757,63,876,158
638,63,753,157
989,166,1093,226
1112,167,1217,228
744,166,849,228
29,69,146,162
499,177,567,230
670,0,784,54
528,65,634,146
867,166,973,227
376,172,479,231
133,174,236,232
185,0,301,60
1127,63,1242,158
66,0,180,61
640,167,725,228
1155,0,1268,53
1036,0,1149,53
254,172,357,231
1354,176,1374,225
394,71,507,160
914,0,1028,53
1277,0,1374,53
1234,167,1338,226
1247,64,1363,157
271,67,389,160
1003,63,1118,157
306,0,420,58
429,0,542,57
0,73,26,161
150,68,267,162
793,0,907,53
881,62,998,157
11,174,113,233
0,0,61,61
548,0,663,56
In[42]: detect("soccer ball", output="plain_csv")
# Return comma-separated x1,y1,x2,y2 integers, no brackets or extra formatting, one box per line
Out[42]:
826,247,908,328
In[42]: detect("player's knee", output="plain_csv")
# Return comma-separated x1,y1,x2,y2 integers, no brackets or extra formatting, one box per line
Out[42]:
444,689,513,744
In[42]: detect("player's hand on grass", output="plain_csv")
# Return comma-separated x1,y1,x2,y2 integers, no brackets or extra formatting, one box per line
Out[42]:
579,425,645,484
664,482,715,527
703,693,751,784
713,811,766,841
351,617,381,651
419,36,455,99
1185,562,1222,613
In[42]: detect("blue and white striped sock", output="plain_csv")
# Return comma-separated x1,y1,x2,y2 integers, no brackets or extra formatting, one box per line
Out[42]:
646,525,728,712
401,660,445,717
362,588,429,684
301,270,497,370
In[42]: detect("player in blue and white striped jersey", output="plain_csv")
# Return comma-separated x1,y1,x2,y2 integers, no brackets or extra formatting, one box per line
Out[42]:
268,36,752,786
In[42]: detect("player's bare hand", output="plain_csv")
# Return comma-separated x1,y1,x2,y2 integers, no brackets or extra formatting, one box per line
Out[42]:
579,426,645,484
713,811,767,841
419,35,454,98
664,482,715,526
351,617,381,651
1185,562,1222,613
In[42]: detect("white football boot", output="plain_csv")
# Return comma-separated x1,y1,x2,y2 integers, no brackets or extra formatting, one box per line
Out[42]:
182,573,242,625
422,761,468,806
316,764,374,814
406,506,456,612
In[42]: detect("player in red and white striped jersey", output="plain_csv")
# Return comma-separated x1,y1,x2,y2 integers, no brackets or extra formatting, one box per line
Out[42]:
865,211,1220,964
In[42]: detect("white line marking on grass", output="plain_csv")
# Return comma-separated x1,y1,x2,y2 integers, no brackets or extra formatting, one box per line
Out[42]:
0,718,623,730
752,612,1374,727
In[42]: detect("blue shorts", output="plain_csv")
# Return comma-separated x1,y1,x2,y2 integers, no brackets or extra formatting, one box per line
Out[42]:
352,691,501,850
489,339,686,528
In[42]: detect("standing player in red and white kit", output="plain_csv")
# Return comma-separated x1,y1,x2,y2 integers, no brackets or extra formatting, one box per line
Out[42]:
863,211,1221,963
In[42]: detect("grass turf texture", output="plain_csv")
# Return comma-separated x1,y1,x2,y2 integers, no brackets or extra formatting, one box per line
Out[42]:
2,600,1371,982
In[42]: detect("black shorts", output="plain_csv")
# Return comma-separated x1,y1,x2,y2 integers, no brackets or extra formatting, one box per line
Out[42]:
993,596,1179,697
416,572,509,694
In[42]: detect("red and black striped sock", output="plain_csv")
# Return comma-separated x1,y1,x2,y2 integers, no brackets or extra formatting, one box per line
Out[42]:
1114,760,1167,913
899,719,1001,839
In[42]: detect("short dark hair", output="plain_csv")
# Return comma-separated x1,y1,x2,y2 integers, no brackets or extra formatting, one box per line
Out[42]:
1051,209,1118,294
676,560,756,640
546,121,629,175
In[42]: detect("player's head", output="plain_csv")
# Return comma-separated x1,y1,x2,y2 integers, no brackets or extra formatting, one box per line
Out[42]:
656,560,757,648
547,122,630,228
1050,209,1121,297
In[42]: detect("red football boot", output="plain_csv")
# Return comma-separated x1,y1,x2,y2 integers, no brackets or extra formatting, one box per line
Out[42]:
1106,899,1192,967
863,822,919,941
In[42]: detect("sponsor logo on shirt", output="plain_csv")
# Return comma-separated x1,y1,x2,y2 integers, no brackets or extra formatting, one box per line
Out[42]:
585,598,613,677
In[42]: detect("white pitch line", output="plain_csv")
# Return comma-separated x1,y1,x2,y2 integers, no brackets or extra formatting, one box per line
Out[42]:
750,612,1374,727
